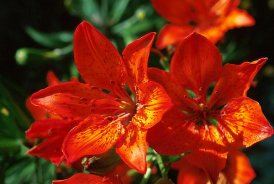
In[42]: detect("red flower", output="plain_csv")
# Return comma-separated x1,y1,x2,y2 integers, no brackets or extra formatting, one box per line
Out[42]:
26,71,78,165
151,0,255,48
28,21,171,173
147,33,273,182
173,151,255,184
52,173,122,184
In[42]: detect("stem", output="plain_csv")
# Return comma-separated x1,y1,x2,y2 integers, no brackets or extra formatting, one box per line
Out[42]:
140,166,152,184
155,151,166,177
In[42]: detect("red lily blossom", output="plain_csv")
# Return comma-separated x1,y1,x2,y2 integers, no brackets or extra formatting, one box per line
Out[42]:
173,151,255,184
28,21,171,173
52,173,122,184
151,0,255,48
147,33,273,182
26,71,79,165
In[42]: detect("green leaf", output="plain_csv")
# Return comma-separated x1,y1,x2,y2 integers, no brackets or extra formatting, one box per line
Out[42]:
0,138,21,154
65,0,102,26
0,80,30,136
109,0,130,24
26,27,73,48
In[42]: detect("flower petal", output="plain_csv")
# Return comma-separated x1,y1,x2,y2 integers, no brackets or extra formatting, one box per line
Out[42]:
151,0,199,25
148,68,198,112
197,25,227,44
116,124,148,174
148,108,228,182
222,9,255,30
74,21,126,91
173,158,209,184
156,24,194,49
30,81,108,120
185,127,228,183
209,58,267,109
26,119,76,165
52,173,120,184
27,136,65,165
47,71,61,86
26,119,75,140
122,32,155,88
63,115,123,163
218,97,273,148
148,108,201,155
132,81,171,129
170,33,222,98
26,97,50,120
223,151,255,184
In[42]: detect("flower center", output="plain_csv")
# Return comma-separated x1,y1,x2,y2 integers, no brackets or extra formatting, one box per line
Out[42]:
184,89,219,127
195,103,219,127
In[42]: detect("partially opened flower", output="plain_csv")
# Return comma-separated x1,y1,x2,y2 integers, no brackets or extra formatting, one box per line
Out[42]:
28,21,171,173
147,33,273,182
151,0,255,48
173,151,255,184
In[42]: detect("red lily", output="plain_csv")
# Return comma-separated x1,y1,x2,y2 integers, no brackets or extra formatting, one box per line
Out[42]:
151,0,255,48
29,21,171,173
173,151,255,184
147,33,273,182
52,173,122,184
26,71,78,165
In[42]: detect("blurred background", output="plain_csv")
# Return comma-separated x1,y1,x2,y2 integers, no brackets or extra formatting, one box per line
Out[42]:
0,0,273,183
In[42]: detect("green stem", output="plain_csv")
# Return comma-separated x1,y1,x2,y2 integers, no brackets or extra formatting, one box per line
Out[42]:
155,151,167,177
140,166,152,184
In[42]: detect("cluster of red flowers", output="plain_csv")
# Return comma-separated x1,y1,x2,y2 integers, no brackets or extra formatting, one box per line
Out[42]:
26,0,273,183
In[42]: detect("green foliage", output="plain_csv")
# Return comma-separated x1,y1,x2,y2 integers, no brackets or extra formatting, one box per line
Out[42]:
0,79,55,184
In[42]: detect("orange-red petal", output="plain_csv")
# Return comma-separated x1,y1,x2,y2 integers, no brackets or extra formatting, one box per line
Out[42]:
47,71,61,86
52,173,121,184
222,8,255,30
30,81,108,120
197,7,254,43
63,115,124,163
148,107,201,155
27,136,65,165
173,158,209,184
173,151,255,184
184,126,228,183
148,68,198,112
26,119,76,165
26,97,50,120
209,58,267,109
26,119,75,140
148,108,228,181
151,0,198,25
156,24,194,49
131,81,171,129
170,33,222,97
197,25,227,44
106,162,133,184
218,97,273,148
116,124,148,174
74,21,126,91
122,32,155,88
223,151,255,184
